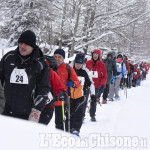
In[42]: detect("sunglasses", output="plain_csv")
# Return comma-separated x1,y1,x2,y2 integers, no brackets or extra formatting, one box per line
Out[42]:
93,53,99,56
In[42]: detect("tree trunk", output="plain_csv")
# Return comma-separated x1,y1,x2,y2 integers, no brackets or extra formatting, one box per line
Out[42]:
59,0,67,49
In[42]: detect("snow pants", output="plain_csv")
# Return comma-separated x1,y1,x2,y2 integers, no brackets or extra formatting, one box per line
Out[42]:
90,87,101,117
109,77,121,100
103,84,110,100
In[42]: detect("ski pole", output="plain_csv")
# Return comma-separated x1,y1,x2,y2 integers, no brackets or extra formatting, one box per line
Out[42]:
97,98,102,106
67,88,71,133
62,101,65,131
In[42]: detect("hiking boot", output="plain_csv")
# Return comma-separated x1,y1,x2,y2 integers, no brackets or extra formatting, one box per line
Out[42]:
114,95,120,99
108,98,114,102
102,99,107,104
72,130,79,136
91,116,96,122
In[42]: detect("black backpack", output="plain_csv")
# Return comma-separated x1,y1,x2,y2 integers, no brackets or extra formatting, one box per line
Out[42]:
44,55,71,79
44,55,58,72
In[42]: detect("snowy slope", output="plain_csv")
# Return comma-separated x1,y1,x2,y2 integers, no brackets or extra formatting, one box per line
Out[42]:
0,74,149,150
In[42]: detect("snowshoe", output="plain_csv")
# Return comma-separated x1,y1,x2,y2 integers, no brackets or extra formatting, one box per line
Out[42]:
102,99,107,104
91,116,96,122
114,95,120,100
108,99,114,102
72,130,80,137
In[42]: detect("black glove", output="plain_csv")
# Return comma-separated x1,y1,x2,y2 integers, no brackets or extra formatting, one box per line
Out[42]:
58,91,68,101
91,94,96,101
99,84,104,94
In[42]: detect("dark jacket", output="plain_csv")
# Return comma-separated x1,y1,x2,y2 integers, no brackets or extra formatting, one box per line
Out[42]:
0,46,50,116
0,80,5,114
129,63,134,75
70,65,92,99
103,52,117,84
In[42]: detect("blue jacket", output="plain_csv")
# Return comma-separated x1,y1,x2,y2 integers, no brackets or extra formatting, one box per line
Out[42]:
116,60,127,78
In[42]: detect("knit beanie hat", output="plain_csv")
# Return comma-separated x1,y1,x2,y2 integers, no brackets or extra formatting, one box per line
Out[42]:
54,49,65,58
18,30,36,48
75,53,85,64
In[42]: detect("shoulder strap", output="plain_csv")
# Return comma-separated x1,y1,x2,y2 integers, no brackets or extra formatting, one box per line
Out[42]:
66,63,71,79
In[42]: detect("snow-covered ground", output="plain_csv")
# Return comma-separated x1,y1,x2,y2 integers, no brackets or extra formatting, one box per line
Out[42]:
0,47,150,149
0,74,150,150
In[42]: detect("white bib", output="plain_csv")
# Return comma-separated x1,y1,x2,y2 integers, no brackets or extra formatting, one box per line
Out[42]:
78,76,85,85
116,63,121,69
10,68,29,84
134,72,137,75
89,71,98,78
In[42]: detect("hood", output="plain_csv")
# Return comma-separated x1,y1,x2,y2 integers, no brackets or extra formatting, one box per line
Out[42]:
92,49,101,61
107,52,113,60
117,53,123,59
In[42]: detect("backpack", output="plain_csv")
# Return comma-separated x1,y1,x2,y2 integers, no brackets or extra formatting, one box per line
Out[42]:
44,55,71,79
44,55,58,72
66,63,71,79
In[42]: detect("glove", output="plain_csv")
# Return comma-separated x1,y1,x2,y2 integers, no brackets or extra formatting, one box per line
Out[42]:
111,76,115,84
45,92,53,105
90,94,96,103
58,91,68,101
66,80,75,88
99,85,104,94
28,108,41,123
124,74,127,79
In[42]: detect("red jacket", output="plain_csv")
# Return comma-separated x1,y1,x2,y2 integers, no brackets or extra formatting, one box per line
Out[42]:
50,70,65,96
134,65,140,79
45,60,66,108
56,62,80,106
124,56,130,74
86,49,107,88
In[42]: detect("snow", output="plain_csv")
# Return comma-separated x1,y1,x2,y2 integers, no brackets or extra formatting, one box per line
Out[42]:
0,46,17,60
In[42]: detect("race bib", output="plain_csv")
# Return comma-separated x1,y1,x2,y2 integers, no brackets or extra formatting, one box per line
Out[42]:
10,68,29,84
89,71,98,78
78,76,85,85
134,72,137,75
116,63,121,69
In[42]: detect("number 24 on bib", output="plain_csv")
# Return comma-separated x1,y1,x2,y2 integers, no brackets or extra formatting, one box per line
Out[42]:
10,68,29,84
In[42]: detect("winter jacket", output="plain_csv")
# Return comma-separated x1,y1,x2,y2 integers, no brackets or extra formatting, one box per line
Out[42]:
124,56,130,74
55,62,80,106
103,52,117,84
0,80,5,114
0,47,50,116
133,65,140,79
86,49,107,88
49,70,65,96
129,63,134,75
46,59,65,96
116,59,127,78
70,62,95,99
143,64,148,74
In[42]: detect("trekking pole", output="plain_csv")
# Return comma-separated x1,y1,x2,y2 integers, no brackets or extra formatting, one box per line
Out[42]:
97,98,102,106
124,77,127,99
67,88,71,133
62,101,65,131
126,85,127,99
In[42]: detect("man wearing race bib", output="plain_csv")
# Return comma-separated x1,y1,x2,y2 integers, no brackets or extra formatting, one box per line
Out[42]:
86,49,107,121
0,30,50,122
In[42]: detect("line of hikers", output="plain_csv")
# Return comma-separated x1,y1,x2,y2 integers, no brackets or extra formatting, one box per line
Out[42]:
0,30,149,136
